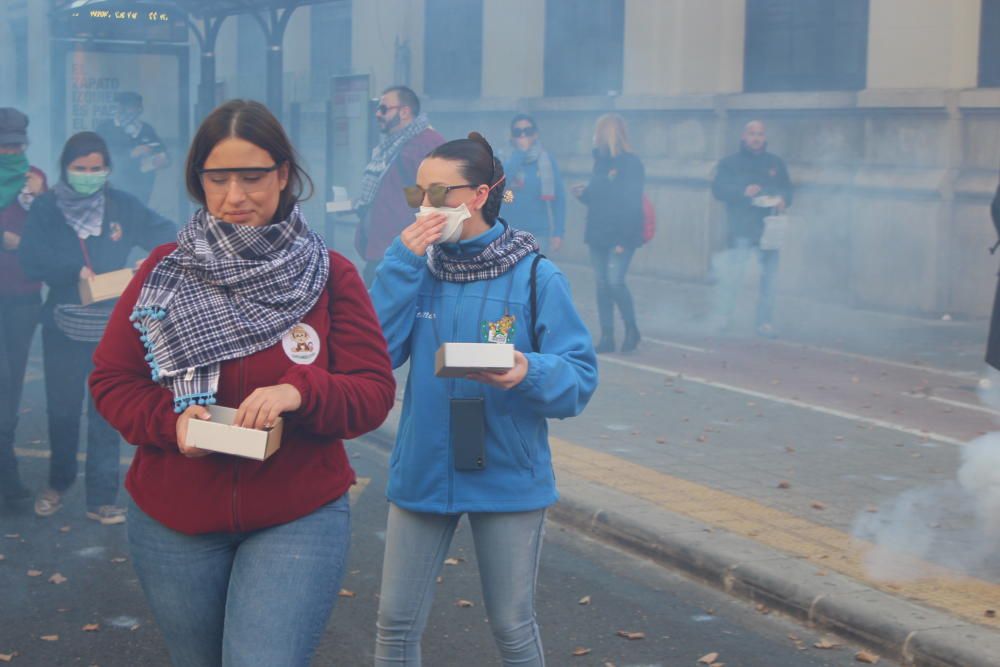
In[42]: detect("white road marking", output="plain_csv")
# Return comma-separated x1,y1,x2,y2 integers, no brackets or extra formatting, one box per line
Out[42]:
644,337,709,354
767,340,979,380
901,392,1000,418
600,356,967,447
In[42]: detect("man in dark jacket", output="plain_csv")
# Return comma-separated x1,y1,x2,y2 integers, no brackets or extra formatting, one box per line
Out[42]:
96,92,168,206
986,174,1000,371
711,120,792,337
0,108,46,508
354,86,444,286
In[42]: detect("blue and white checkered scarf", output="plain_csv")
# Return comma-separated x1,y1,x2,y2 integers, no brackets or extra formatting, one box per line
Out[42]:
131,205,329,412
426,220,538,283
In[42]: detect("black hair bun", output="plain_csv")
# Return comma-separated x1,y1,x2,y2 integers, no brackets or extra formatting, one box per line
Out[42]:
467,131,493,154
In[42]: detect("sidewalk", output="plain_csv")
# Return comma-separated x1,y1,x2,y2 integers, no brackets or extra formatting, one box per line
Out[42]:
363,256,1000,666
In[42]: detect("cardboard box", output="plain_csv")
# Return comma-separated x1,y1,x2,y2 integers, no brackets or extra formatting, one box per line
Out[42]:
185,405,284,461
435,343,514,378
78,268,134,305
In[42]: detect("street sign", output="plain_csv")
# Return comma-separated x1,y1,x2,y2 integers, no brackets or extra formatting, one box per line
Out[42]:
52,2,189,43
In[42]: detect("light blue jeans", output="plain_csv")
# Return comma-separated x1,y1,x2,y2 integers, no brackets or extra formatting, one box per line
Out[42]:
711,239,780,329
127,493,351,667
375,503,547,666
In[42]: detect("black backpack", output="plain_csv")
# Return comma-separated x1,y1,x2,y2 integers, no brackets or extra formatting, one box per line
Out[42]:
529,253,544,352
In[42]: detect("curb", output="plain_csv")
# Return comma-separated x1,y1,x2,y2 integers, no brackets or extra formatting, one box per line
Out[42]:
358,426,1000,667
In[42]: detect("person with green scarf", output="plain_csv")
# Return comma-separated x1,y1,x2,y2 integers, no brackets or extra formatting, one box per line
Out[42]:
0,107,47,509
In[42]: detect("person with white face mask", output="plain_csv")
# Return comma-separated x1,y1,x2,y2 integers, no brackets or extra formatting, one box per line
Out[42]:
369,132,598,666
18,131,175,525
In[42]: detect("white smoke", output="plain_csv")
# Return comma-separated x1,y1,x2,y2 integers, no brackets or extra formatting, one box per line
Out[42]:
853,368,1000,581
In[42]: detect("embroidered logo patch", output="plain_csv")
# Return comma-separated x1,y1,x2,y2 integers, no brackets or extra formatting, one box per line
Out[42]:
109,222,123,242
282,323,320,364
482,314,516,344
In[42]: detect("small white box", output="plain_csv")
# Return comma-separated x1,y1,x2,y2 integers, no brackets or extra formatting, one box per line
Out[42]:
435,343,515,378
78,268,134,305
185,405,284,461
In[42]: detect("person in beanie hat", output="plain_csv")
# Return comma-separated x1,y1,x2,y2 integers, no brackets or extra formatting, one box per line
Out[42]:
0,108,47,508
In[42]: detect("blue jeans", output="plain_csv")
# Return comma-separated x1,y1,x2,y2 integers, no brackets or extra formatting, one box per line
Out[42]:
127,493,351,667
375,504,547,666
588,245,637,336
711,239,780,328
42,325,121,507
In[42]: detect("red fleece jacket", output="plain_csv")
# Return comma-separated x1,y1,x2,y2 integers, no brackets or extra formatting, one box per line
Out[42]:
90,244,396,535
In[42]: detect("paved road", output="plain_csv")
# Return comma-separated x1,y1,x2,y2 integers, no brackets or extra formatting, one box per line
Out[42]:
1,436,891,667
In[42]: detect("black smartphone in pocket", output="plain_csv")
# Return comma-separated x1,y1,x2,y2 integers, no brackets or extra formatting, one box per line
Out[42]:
451,398,486,471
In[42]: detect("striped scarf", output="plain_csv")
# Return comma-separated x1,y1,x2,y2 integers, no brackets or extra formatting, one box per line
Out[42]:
426,220,538,283
131,205,329,412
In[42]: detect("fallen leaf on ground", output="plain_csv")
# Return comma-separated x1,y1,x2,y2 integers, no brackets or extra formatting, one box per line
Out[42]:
814,638,842,649
578,595,591,605
698,653,720,664
338,589,356,598
444,558,464,566
787,634,799,641
834,436,845,442
777,481,791,489
571,647,591,656
435,576,443,584
58,526,71,533
0,554,4,561
26,570,42,577
455,599,474,608
130,623,140,631
656,438,667,444
696,436,707,443
110,557,127,564
785,446,796,453
755,603,770,614
811,501,826,510
855,650,880,663
866,506,878,513
40,635,58,642
81,624,99,632
48,573,67,585
0,653,16,662
616,630,645,640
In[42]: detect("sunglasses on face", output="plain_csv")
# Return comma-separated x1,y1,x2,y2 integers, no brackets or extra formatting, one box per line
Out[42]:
376,104,400,115
198,164,281,194
511,126,537,138
403,183,477,208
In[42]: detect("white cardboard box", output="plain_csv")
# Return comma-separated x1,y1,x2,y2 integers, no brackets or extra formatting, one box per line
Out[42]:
79,268,134,305
435,343,514,378
185,405,284,461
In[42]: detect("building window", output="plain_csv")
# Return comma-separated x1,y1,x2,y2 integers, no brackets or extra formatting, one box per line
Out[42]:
981,0,1000,87
744,0,869,92
544,0,624,96
424,0,482,98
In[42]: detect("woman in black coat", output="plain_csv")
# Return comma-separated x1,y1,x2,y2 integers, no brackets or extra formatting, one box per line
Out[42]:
986,175,1000,371
18,131,175,524
572,113,645,354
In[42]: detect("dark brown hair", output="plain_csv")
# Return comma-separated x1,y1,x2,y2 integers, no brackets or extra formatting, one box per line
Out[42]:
60,131,111,183
426,132,506,224
185,100,312,221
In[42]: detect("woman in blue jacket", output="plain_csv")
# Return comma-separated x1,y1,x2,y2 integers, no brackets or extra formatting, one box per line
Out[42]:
501,114,566,254
370,132,598,666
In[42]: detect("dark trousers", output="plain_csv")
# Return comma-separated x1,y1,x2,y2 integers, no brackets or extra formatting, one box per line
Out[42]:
0,297,40,491
589,245,638,337
42,325,120,508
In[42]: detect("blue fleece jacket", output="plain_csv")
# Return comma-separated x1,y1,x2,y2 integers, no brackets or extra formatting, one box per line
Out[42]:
370,220,598,513
501,149,567,241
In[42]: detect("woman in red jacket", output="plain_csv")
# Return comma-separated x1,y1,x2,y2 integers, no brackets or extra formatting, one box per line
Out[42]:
90,100,395,666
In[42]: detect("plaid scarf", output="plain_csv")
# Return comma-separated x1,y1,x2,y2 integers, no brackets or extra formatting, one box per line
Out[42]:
426,220,539,283
355,113,431,210
131,205,329,412
54,181,105,239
